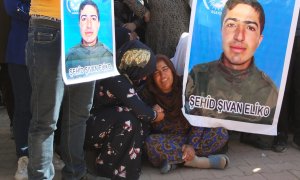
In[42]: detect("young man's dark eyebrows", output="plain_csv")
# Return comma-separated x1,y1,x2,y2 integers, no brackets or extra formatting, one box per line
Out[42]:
224,17,238,23
80,14,87,18
243,20,258,27
80,14,98,18
224,18,258,27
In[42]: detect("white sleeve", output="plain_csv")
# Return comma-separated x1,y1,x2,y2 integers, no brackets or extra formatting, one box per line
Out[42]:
171,32,189,76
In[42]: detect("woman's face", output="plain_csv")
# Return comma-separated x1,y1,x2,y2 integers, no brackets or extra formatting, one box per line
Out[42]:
153,59,173,93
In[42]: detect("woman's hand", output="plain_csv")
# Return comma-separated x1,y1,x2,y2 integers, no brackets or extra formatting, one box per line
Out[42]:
152,110,164,123
123,22,137,32
182,144,195,162
152,104,164,123
153,104,163,113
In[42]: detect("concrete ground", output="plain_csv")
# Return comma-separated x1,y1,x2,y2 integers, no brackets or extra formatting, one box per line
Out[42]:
1,106,300,180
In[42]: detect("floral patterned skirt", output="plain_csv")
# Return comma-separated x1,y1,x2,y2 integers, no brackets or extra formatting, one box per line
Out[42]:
144,127,228,167
85,106,145,180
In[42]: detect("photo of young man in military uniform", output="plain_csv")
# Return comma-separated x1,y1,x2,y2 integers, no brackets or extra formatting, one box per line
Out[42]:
183,0,299,135
62,0,119,84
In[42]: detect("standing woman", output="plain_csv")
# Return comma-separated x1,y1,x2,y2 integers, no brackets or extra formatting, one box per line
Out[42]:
144,54,229,173
85,40,164,180
3,0,31,179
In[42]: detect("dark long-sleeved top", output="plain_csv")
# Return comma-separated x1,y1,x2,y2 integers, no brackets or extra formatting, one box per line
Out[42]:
4,0,30,65
92,75,156,123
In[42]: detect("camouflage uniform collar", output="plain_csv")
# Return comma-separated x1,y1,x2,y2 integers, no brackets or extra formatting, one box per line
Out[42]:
80,38,99,48
218,54,256,81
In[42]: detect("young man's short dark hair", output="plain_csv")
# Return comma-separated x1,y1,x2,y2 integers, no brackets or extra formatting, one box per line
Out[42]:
221,0,265,34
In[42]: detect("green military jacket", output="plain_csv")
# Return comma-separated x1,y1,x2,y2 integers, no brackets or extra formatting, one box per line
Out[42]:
65,42,113,79
185,58,278,125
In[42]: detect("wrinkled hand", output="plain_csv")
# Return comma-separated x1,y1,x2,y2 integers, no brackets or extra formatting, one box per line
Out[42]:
123,23,137,32
182,144,195,162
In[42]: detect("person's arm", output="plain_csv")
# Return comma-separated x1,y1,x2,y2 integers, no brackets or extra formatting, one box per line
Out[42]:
3,0,30,21
123,0,150,22
132,18,144,28
122,18,143,32
123,22,137,32
100,75,164,123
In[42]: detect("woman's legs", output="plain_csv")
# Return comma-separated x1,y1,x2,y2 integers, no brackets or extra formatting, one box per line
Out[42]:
145,134,186,167
189,127,229,157
85,108,143,180
145,127,229,173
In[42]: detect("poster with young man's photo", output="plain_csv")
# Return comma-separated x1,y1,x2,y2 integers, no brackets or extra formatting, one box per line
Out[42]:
62,0,119,85
183,0,300,135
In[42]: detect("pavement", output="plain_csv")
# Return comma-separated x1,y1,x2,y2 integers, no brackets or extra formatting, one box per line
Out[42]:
1,106,300,180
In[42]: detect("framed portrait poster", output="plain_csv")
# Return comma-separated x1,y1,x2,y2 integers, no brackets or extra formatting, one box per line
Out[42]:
183,0,300,135
62,0,119,85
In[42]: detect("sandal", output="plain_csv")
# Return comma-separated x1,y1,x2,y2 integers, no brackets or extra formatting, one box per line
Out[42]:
160,160,177,174
208,154,230,169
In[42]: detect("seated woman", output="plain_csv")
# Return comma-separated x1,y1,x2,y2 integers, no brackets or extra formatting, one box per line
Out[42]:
84,40,164,180
143,54,229,174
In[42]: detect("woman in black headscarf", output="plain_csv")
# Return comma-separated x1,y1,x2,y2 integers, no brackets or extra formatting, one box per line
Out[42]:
84,40,164,180
143,54,229,174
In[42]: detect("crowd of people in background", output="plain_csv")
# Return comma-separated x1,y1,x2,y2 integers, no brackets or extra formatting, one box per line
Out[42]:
0,0,299,180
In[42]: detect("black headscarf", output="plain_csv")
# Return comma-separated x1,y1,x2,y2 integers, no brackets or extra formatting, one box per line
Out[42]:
116,40,156,84
115,26,131,50
146,54,184,120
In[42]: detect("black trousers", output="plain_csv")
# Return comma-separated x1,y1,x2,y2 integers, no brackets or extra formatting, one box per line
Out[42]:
277,36,300,136
0,63,14,125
